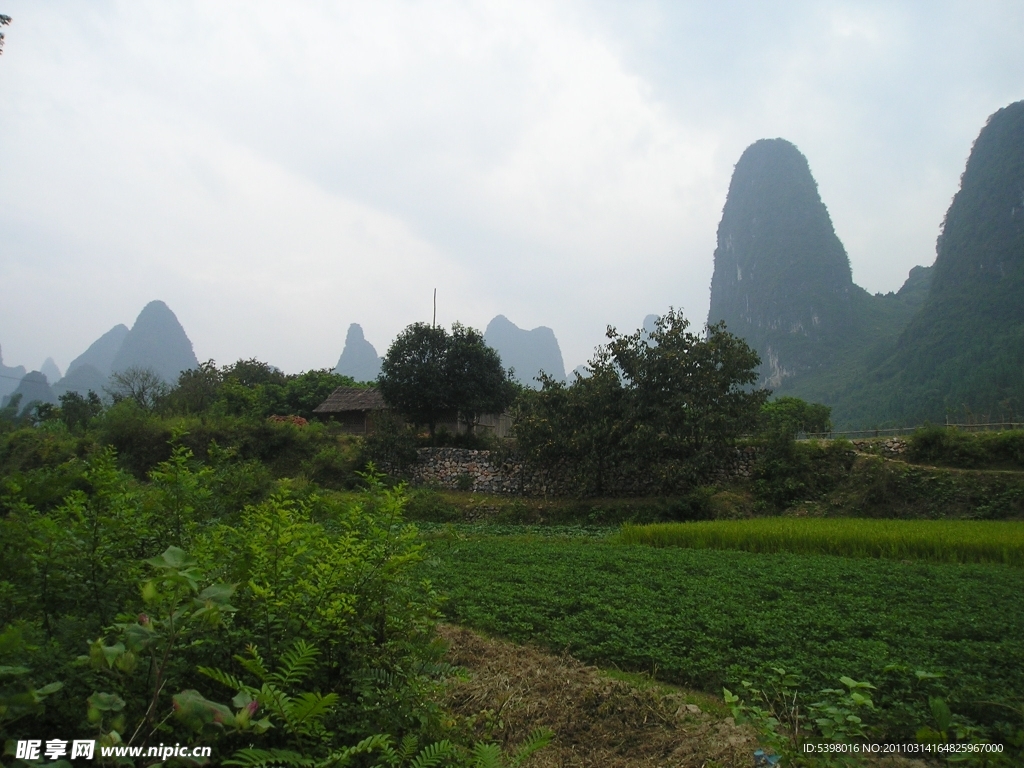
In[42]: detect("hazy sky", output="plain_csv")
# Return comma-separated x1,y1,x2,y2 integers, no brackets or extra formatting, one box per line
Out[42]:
1,1,1022,375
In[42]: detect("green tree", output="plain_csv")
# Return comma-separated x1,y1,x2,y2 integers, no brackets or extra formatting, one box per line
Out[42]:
515,310,767,494
279,368,356,421
446,323,517,434
58,390,104,433
379,322,514,438
512,362,627,495
759,396,832,437
169,360,224,414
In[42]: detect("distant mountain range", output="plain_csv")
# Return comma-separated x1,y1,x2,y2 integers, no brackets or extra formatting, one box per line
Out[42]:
8,100,1021,428
2,300,198,414
708,100,1024,428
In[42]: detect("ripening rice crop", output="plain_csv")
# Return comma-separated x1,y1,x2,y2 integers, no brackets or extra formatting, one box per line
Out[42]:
615,518,1024,566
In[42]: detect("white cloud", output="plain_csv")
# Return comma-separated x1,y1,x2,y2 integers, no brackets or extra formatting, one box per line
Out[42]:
2,0,1023,372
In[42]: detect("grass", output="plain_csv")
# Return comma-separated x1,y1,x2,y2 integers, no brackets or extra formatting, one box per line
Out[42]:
615,517,1024,566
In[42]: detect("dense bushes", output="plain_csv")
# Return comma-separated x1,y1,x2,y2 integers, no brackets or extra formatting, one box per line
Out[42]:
514,311,767,496
752,436,856,511
0,444,457,761
907,424,1024,469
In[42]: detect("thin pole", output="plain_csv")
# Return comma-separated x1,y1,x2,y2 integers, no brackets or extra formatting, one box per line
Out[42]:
432,288,436,328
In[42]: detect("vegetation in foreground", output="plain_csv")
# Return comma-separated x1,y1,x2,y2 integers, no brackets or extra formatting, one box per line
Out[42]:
422,535,1024,760
0,442,550,766
4,326,1024,765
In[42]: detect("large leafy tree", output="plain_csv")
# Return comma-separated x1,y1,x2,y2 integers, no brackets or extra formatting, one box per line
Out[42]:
378,322,515,437
514,309,768,494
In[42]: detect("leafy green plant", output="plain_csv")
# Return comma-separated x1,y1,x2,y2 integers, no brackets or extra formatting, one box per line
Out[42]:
0,624,63,729
83,545,237,752
200,641,334,754
724,669,876,766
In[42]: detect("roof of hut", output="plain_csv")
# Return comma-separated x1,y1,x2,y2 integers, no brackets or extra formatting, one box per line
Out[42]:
313,386,388,414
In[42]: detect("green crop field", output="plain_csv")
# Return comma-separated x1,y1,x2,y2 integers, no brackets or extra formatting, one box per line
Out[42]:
616,518,1024,566
422,535,1024,742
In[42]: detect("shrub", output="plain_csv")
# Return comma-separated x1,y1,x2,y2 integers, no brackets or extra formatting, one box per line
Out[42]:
752,436,855,511
97,400,174,477
908,425,1024,469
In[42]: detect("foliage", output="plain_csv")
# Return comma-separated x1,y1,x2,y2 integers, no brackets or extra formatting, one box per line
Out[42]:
617,517,1024,566
195,476,448,744
724,668,880,767
752,437,856,511
57,390,104,433
167,359,224,414
379,323,515,438
96,400,174,477
514,310,768,495
422,536,1024,743
0,394,26,433
906,425,1024,469
0,14,10,55
824,454,1024,520
0,446,454,757
361,412,420,472
145,358,358,422
0,624,63,730
82,546,239,752
759,397,832,436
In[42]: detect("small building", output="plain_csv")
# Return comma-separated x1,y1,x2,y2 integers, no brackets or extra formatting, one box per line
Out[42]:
313,386,513,437
312,386,388,434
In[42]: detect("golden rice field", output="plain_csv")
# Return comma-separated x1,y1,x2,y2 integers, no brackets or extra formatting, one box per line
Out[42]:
616,517,1024,566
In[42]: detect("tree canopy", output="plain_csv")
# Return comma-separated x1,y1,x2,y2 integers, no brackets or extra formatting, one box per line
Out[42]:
514,309,768,494
378,322,516,437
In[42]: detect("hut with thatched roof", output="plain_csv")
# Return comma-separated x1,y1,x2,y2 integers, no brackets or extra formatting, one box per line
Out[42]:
312,386,389,434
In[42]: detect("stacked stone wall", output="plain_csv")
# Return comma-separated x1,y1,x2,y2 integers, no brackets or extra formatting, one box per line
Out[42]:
400,446,762,497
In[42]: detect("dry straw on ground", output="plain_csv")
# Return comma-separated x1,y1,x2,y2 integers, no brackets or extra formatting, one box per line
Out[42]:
439,624,756,768
439,625,935,768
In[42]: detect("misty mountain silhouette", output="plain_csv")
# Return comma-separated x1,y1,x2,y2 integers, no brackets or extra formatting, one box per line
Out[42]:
333,323,382,383
67,324,130,378
484,315,566,387
109,301,199,383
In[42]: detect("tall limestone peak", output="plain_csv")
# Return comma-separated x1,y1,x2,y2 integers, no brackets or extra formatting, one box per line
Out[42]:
886,100,1024,421
333,323,382,383
484,315,565,387
708,138,853,387
928,100,1024,306
110,301,199,383
67,324,130,378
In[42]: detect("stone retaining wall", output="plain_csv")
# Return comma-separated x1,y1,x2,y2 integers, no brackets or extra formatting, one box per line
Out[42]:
851,437,909,457
400,445,762,497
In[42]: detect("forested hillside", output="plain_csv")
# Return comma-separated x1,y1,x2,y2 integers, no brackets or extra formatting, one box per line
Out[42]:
709,101,1024,429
